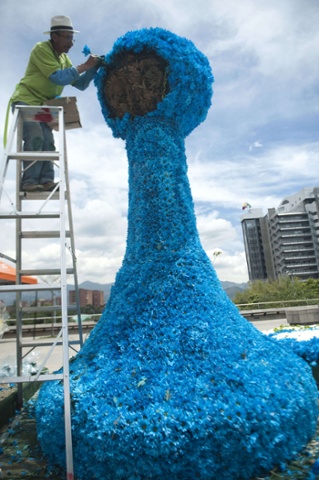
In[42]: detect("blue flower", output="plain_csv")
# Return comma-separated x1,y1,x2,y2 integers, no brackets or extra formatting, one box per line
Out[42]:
82,44,91,56
312,458,319,474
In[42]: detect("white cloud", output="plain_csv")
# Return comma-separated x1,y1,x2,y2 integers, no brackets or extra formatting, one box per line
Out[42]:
208,249,248,284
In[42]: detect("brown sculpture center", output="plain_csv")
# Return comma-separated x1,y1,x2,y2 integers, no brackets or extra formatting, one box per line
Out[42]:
103,51,169,118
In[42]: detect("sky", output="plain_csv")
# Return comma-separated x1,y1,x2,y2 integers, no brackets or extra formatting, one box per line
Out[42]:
0,0,318,286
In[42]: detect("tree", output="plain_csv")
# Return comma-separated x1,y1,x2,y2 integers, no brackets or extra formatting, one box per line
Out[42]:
233,276,319,308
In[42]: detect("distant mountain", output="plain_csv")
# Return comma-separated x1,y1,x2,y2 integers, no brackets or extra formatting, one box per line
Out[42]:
0,280,247,305
220,281,248,300
77,280,248,302
220,281,248,290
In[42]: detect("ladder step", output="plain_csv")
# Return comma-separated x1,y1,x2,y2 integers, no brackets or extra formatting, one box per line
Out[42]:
7,152,60,161
21,305,61,313
0,373,64,384
20,268,74,276
21,340,81,348
21,305,77,313
0,213,60,219
21,231,71,239
20,191,62,200
0,283,62,292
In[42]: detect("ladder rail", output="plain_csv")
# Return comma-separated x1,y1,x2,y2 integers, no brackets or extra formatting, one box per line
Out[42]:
0,108,19,202
0,103,82,479
63,133,83,346
58,107,74,479
15,114,23,390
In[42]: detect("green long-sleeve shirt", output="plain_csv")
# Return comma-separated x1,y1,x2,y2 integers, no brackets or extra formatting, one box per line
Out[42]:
11,40,73,105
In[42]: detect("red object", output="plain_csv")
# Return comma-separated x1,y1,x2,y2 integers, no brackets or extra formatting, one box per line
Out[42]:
34,108,54,123
0,260,37,285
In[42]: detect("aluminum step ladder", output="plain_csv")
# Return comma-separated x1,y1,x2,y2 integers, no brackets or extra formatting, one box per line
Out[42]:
0,103,83,479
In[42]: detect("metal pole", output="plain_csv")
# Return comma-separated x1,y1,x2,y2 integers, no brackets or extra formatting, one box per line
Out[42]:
59,107,74,479
16,107,24,408
64,137,83,347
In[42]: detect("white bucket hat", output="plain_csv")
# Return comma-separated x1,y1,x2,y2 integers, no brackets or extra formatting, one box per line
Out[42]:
43,15,79,34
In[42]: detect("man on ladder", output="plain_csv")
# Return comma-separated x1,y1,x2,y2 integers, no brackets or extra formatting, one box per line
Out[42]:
1,17,102,478
8,15,101,192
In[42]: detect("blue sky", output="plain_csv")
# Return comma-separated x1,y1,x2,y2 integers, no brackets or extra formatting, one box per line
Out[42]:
1,0,318,285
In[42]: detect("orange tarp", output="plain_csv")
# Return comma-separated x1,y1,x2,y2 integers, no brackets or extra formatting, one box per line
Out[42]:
0,260,37,285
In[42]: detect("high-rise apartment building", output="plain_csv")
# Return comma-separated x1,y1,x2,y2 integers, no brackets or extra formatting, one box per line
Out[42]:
241,187,319,281
241,208,270,280
69,288,105,308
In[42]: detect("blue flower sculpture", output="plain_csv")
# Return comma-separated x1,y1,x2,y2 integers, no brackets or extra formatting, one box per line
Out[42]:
36,28,318,479
267,328,319,366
